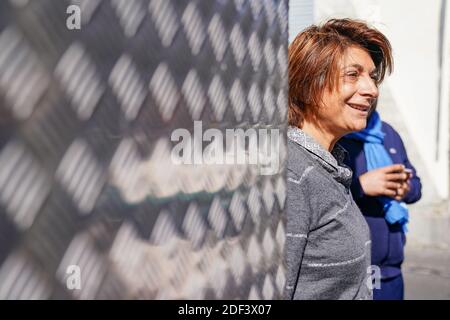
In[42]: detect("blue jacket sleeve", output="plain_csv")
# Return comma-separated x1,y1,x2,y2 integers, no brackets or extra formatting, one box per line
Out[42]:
350,169,366,201
395,132,422,204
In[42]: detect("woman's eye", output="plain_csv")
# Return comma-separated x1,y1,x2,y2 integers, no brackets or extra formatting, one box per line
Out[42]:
346,72,358,79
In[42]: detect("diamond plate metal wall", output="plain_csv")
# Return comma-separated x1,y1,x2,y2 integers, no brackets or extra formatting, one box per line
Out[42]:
0,0,288,299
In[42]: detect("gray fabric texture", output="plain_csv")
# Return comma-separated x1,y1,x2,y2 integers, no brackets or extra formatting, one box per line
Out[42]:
285,126,373,300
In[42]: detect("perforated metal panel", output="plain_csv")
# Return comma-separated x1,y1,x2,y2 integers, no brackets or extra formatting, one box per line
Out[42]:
0,0,288,299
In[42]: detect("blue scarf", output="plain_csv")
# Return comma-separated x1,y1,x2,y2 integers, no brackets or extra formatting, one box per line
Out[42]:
346,111,409,232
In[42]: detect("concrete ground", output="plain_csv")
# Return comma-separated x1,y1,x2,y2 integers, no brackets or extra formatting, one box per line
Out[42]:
403,243,450,299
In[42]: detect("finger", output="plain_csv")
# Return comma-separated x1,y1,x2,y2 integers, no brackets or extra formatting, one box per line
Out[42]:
385,181,401,190
394,195,402,201
386,173,408,181
383,188,397,197
403,182,411,192
396,188,405,197
404,168,413,177
382,164,405,173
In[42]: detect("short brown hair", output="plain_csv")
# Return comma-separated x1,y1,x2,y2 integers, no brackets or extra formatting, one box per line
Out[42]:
288,18,393,127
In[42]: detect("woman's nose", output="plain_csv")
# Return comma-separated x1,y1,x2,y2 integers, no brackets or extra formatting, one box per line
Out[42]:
359,76,379,98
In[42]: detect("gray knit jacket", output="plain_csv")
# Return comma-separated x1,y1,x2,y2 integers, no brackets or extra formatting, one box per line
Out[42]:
285,126,373,300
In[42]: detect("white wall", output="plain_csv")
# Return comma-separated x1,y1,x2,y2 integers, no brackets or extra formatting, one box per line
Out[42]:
289,0,314,43
373,0,449,199
290,0,449,199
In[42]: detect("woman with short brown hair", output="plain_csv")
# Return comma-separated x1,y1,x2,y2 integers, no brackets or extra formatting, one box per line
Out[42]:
286,19,393,299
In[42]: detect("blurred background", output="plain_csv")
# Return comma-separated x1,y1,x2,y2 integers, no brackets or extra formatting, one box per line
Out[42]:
290,0,450,299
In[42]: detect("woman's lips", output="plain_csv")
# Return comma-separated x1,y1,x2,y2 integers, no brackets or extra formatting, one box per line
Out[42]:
347,103,370,112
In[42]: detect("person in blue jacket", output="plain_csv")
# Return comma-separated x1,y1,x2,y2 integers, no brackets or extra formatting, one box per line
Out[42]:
339,105,422,300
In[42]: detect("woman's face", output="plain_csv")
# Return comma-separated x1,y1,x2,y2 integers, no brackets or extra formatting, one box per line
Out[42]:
318,46,379,136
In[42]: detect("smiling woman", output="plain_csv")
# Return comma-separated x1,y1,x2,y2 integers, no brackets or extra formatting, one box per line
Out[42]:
285,19,393,300
288,19,393,149
318,46,379,134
